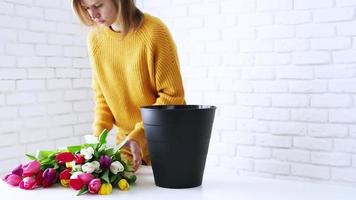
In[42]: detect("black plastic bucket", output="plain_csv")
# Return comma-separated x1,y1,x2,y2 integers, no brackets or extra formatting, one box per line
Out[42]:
140,105,216,188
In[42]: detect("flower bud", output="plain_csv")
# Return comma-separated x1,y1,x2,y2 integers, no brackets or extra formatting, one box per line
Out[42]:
42,168,57,187
22,161,41,177
99,183,112,195
110,161,124,174
56,152,75,163
88,178,101,194
19,177,37,190
11,164,23,177
78,173,94,185
3,174,22,186
99,155,112,169
118,179,129,191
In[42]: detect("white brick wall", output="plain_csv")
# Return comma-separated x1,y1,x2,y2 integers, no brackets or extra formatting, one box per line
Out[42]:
1,0,356,187
136,0,356,186
0,0,92,174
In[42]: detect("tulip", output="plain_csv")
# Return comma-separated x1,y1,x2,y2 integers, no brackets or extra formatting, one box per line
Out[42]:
88,178,101,194
80,147,94,160
82,161,100,174
11,164,23,177
69,178,84,190
35,170,44,186
98,183,112,195
19,177,37,190
42,168,57,187
56,152,75,163
110,161,124,174
3,174,22,186
59,168,71,180
78,173,94,185
74,154,85,164
60,179,70,187
22,160,40,177
118,179,129,191
99,155,112,169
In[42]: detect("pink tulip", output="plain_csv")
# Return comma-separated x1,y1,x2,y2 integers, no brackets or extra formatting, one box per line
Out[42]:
19,177,37,190
42,168,57,187
88,178,101,194
22,161,40,177
3,174,22,186
11,164,23,177
78,173,94,185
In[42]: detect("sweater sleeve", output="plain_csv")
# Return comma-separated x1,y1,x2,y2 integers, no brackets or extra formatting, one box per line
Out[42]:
92,73,114,136
127,21,185,158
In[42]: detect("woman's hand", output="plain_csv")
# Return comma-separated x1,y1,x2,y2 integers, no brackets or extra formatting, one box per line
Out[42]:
124,139,142,171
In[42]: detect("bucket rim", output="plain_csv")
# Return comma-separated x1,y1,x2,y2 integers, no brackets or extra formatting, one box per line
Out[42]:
140,105,216,110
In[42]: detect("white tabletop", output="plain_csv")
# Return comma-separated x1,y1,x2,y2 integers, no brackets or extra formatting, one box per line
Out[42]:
1,166,355,200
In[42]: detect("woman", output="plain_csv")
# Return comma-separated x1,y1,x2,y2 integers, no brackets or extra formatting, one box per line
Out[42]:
72,0,185,171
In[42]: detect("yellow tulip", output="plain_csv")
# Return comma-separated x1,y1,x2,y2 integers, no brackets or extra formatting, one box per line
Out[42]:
118,179,129,191
99,183,112,195
65,161,74,169
60,179,70,187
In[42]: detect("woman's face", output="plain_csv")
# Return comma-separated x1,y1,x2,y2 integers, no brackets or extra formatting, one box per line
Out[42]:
80,0,118,26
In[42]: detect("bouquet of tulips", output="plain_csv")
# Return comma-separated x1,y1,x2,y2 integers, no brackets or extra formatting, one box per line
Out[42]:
2,129,136,195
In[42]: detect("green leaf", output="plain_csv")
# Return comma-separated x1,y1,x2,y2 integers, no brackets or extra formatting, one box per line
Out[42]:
37,150,57,160
105,148,115,157
25,154,37,160
53,162,60,170
67,145,81,154
101,169,110,183
77,185,88,196
99,129,109,145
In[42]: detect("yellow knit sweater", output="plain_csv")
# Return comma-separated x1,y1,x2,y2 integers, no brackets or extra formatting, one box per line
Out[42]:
87,14,185,164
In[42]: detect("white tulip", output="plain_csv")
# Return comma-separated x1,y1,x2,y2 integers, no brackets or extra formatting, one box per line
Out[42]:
80,147,94,160
81,161,99,174
110,161,125,174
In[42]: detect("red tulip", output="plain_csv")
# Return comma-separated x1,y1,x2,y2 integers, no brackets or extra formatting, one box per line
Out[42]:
19,177,37,190
59,168,71,180
78,173,94,185
88,178,101,194
42,168,57,187
3,174,22,186
56,152,75,163
69,178,84,190
22,161,40,177
35,170,44,186
74,154,85,164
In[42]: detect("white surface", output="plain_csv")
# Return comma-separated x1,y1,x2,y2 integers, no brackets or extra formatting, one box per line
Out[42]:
1,166,355,200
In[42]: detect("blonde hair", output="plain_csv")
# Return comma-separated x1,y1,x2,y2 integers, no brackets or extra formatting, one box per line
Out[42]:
72,0,143,36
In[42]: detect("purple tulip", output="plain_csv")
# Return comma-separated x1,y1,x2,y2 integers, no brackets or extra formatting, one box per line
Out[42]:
42,168,57,187
11,164,23,177
88,178,101,194
19,177,37,190
99,155,112,169
3,174,22,186
22,161,40,177
78,173,94,185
